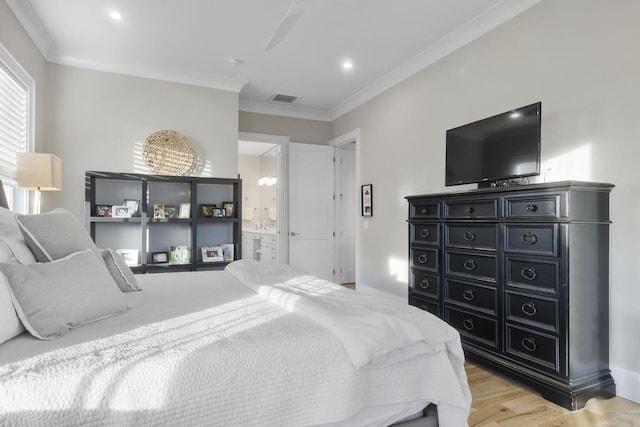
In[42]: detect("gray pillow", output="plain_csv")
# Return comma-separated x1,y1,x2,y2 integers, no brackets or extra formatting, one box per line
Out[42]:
0,249,127,340
98,248,141,292
15,208,98,262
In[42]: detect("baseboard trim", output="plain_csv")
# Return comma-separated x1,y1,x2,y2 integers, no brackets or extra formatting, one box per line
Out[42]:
611,364,640,403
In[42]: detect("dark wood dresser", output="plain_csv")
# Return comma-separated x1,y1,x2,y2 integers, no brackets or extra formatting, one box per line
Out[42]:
406,181,615,410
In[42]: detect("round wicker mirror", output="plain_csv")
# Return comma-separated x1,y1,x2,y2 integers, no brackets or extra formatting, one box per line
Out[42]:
142,130,195,175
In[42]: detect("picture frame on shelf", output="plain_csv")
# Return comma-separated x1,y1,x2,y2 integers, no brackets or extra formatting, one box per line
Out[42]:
153,203,165,219
151,251,169,264
95,205,112,217
361,184,373,217
123,199,139,216
201,246,223,262
112,205,132,218
222,201,235,217
164,205,178,219
212,208,226,218
199,204,216,218
179,203,191,218
221,243,234,261
116,249,139,266
169,246,191,264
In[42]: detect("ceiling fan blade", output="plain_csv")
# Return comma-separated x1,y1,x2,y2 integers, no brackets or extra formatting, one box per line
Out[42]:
264,9,305,50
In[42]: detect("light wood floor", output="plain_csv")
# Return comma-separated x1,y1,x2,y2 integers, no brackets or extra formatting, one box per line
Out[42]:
467,361,640,426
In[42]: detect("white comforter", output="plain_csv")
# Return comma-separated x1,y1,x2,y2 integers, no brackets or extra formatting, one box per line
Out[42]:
0,267,471,427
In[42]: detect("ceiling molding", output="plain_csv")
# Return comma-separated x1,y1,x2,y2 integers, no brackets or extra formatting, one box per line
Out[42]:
239,99,333,122
5,0,56,58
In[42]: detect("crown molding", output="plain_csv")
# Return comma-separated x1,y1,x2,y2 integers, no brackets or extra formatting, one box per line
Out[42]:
239,99,333,122
5,0,56,59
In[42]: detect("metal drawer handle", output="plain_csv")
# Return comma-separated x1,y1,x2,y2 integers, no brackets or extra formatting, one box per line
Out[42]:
462,318,474,331
463,231,476,242
419,229,430,238
521,266,537,281
462,289,475,301
420,279,430,289
418,254,428,264
521,302,537,316
463,259,476,271
522,337,537,352
526,204,538,212
464,206,475,214
521,232,538,245
421,207,429,215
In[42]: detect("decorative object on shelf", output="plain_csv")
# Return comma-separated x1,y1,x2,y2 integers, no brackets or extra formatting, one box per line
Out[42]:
361,184,372,217
16,152,63,214
116,249,139,266
221,244,234,261
199,204,216,218
142,130,195,175
151,251,168,264
123,199,139,216
202,246,223,262
179,203,191,218
153,203,165,219
212,208,225,218
95,205,112,217
112,205,132,218
169,246,191,264
164,205,177,219
222,202,235,217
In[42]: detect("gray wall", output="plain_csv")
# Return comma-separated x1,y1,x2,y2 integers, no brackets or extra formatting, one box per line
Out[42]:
239,111,331,145
332,0,640,393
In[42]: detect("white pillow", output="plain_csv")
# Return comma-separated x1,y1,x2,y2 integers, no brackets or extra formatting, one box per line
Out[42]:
0,275,24,344
0,207,23,239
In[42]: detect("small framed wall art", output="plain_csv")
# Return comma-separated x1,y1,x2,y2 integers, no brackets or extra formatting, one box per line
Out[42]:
361,184,373,217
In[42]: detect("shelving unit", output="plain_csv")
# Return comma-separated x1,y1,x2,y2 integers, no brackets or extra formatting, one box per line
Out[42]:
85,171,242,273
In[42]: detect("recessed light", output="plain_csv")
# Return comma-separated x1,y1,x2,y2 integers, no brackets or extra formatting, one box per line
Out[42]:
109,11,123,21
342,61,353,70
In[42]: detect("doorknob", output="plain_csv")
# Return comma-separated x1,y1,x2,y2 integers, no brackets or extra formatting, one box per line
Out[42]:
289,232,300,236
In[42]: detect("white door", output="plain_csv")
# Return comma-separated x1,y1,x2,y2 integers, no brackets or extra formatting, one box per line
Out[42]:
288,142,335,281
337,145,356,283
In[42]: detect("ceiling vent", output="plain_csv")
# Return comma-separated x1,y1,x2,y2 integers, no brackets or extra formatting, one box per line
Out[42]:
270,93,300,104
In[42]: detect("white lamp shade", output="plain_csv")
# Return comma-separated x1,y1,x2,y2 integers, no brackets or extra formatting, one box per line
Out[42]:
16,153,63,191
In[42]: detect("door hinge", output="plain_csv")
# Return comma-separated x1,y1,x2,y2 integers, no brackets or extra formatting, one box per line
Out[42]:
333,269,336,275
333,232,335,237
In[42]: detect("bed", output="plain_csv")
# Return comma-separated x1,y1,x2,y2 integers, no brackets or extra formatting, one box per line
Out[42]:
0,190,471,427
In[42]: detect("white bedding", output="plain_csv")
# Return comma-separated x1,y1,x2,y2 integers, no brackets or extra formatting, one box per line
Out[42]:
0,268,471,426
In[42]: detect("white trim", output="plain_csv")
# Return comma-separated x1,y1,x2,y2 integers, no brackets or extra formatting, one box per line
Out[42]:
4,0,56,59
240,99,333,122
611,364,640,403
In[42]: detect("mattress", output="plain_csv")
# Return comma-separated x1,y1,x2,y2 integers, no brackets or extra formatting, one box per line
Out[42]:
0,269,471,426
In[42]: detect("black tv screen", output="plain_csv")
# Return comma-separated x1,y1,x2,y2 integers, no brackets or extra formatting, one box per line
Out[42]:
445,102,541,186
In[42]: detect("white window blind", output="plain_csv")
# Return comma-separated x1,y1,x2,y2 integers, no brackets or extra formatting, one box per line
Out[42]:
0,60,28,180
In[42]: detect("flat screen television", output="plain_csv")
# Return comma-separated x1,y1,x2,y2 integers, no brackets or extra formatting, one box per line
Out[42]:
445,102,541,187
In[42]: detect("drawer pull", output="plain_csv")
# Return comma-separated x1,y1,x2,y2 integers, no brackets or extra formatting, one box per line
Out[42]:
525,204,538,212
463,231,476,242
464,206,475,214
462,289,475,301
419,229,430,238
462,318,474,331
521,266,537,281
419,279,430,289
463,259,476,271
522,337,537,352
418,254,428,264
421,207,429,215
521,302,537,316
521,232,538,245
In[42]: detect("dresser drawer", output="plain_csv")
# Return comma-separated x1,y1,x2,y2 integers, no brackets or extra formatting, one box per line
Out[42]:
446,307,498,349
446,251,497,283
409,293,440,317
410,223,440,245
444,199,498,219
410,201,440,219
505,224,558,256
506,292,559,333
446,224,497,250
506,258,560,295
410,247,439,272
506,194,560,219
446,280,497,315
410,270,440,299
506,325,560,373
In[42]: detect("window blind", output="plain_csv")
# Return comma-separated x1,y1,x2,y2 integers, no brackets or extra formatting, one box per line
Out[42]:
0,60,28,180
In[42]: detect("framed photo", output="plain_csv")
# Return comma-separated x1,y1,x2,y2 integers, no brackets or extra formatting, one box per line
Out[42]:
222,202,235,218
164,205,178,219
169,246,191,264
116,249,139,266
123,199,139,216
153,203,165,219
179,202,191,218
151,251,168,264
212,208,226,218
361,184,373,217
221,243,234,261
199,204,217,218
95,204,112,217
202,246,223,262
112,205,132,218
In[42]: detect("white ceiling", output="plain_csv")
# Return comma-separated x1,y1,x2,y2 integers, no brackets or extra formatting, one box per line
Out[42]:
6,0,540,121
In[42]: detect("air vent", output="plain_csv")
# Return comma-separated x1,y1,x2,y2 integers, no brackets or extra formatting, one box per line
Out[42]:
270,93,300,104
